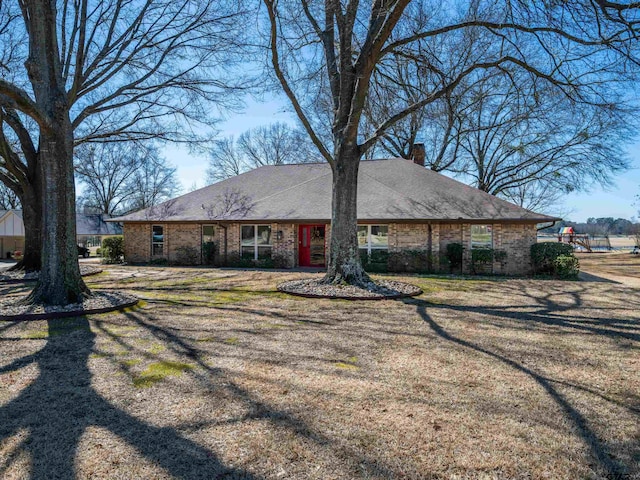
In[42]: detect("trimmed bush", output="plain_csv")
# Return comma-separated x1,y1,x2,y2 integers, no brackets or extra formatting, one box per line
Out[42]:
531,242,574,274
96,247,102,257
202,241,216,265
173,246,199,266
149,257,168,266
553,254,580,279
102,236,124,264
222,253,289,269
388,250,432,273
445,243,464,272
471,248,494,274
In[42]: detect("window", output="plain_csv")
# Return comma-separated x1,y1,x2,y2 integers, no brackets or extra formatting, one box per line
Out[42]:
202,225,215,244
471,225,492,249
241,225,272,260
152,225,164,256
358,225,389,254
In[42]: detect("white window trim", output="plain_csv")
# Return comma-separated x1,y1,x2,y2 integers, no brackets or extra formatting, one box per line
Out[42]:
151,225,164,256
241,224,272,260
358,225,389,255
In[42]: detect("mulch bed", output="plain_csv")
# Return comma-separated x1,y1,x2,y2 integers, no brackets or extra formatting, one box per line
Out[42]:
277,278,422,300
0,265,103,284
0,291,139,321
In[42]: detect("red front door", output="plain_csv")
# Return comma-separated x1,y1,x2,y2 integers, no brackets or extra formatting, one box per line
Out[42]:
298,225,326,267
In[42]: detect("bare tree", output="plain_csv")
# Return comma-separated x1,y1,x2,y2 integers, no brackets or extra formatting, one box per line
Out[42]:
262,0,640,288
0,0,245,305
450,74,632,198
75,143,180,215
206,122,316,183
0,182,20,209
124,155,182,213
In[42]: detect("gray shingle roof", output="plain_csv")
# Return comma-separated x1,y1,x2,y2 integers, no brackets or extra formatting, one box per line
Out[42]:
76,214,122,235
110,159,559,223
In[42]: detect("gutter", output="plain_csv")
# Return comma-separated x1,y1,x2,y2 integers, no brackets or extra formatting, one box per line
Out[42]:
536,220,557,232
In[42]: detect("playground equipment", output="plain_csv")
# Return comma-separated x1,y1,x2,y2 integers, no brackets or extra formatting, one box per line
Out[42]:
557,226,611,253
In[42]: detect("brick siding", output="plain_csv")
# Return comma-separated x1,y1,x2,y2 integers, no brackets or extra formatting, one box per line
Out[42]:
123,221,537,275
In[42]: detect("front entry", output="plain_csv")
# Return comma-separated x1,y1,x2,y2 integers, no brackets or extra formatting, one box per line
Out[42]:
298,225,326,267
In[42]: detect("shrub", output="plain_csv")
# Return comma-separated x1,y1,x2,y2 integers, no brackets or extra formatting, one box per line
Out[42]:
202,241,216,265
360,250,389,273
471,248,494,274
101,236,124,264
531,242,574,274
553,254,580,279
387,250,432,273
149,257,168,266
173,246,199,266
96,247,102,257
445,243,464,272
223,253,289,269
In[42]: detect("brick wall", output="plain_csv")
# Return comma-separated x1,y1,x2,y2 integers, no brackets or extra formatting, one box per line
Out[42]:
272,223,297,268
123,223,150,262
166,224,201,265
122,221,537,274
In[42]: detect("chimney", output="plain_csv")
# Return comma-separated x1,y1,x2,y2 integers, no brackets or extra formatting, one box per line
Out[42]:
411,143,425,167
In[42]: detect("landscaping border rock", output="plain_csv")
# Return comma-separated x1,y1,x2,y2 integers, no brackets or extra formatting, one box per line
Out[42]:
0,291,139,321
277,279,422,300
0,265,103,284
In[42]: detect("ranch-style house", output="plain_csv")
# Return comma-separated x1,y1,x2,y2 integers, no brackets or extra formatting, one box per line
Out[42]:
111,149,558,275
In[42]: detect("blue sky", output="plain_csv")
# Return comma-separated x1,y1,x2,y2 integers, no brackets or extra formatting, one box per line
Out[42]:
165,98,640,223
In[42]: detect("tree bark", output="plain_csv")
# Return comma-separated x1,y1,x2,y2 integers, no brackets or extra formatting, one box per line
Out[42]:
324,146,372,287
20,0,89,305
24,133,89,305
8,185,42,272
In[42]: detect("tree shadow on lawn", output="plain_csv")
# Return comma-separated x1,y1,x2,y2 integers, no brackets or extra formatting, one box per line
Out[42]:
0,311,399,480
406,293,639,480
0,316,260,479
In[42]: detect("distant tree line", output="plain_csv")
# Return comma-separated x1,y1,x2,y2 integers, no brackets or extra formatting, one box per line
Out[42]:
540,217,640,236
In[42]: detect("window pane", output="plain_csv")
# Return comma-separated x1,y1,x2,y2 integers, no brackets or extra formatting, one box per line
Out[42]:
257,246,272,259
152,244,164,256
257,225,271,245
357,226,368,247
241,226,255,246
370,225,388,249
241,246,254,259
202,225,214,243
152,225,164,243
471,225,492,249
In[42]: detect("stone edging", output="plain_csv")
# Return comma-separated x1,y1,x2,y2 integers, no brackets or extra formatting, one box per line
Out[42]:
0,298,139,322
277,282,423,301
0,268,103,285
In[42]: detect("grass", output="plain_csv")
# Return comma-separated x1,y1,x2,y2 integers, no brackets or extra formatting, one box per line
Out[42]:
0,262,639,479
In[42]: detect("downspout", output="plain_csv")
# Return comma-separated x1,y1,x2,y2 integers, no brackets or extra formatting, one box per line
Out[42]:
427,223,433,272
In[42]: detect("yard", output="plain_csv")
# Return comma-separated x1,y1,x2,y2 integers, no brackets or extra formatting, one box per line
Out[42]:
1,260,638,479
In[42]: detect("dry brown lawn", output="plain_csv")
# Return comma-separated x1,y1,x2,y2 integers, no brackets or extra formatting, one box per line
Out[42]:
578,251,640,285
1,263,639,479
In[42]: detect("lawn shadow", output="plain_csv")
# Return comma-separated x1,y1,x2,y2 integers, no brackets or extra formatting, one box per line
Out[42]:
406,296,636,479
0,316,259,479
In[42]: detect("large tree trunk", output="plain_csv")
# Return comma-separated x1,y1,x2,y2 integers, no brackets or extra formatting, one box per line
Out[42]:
323,147,372,286
25,133,89,305
8,183,42,272
21,0,89,305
